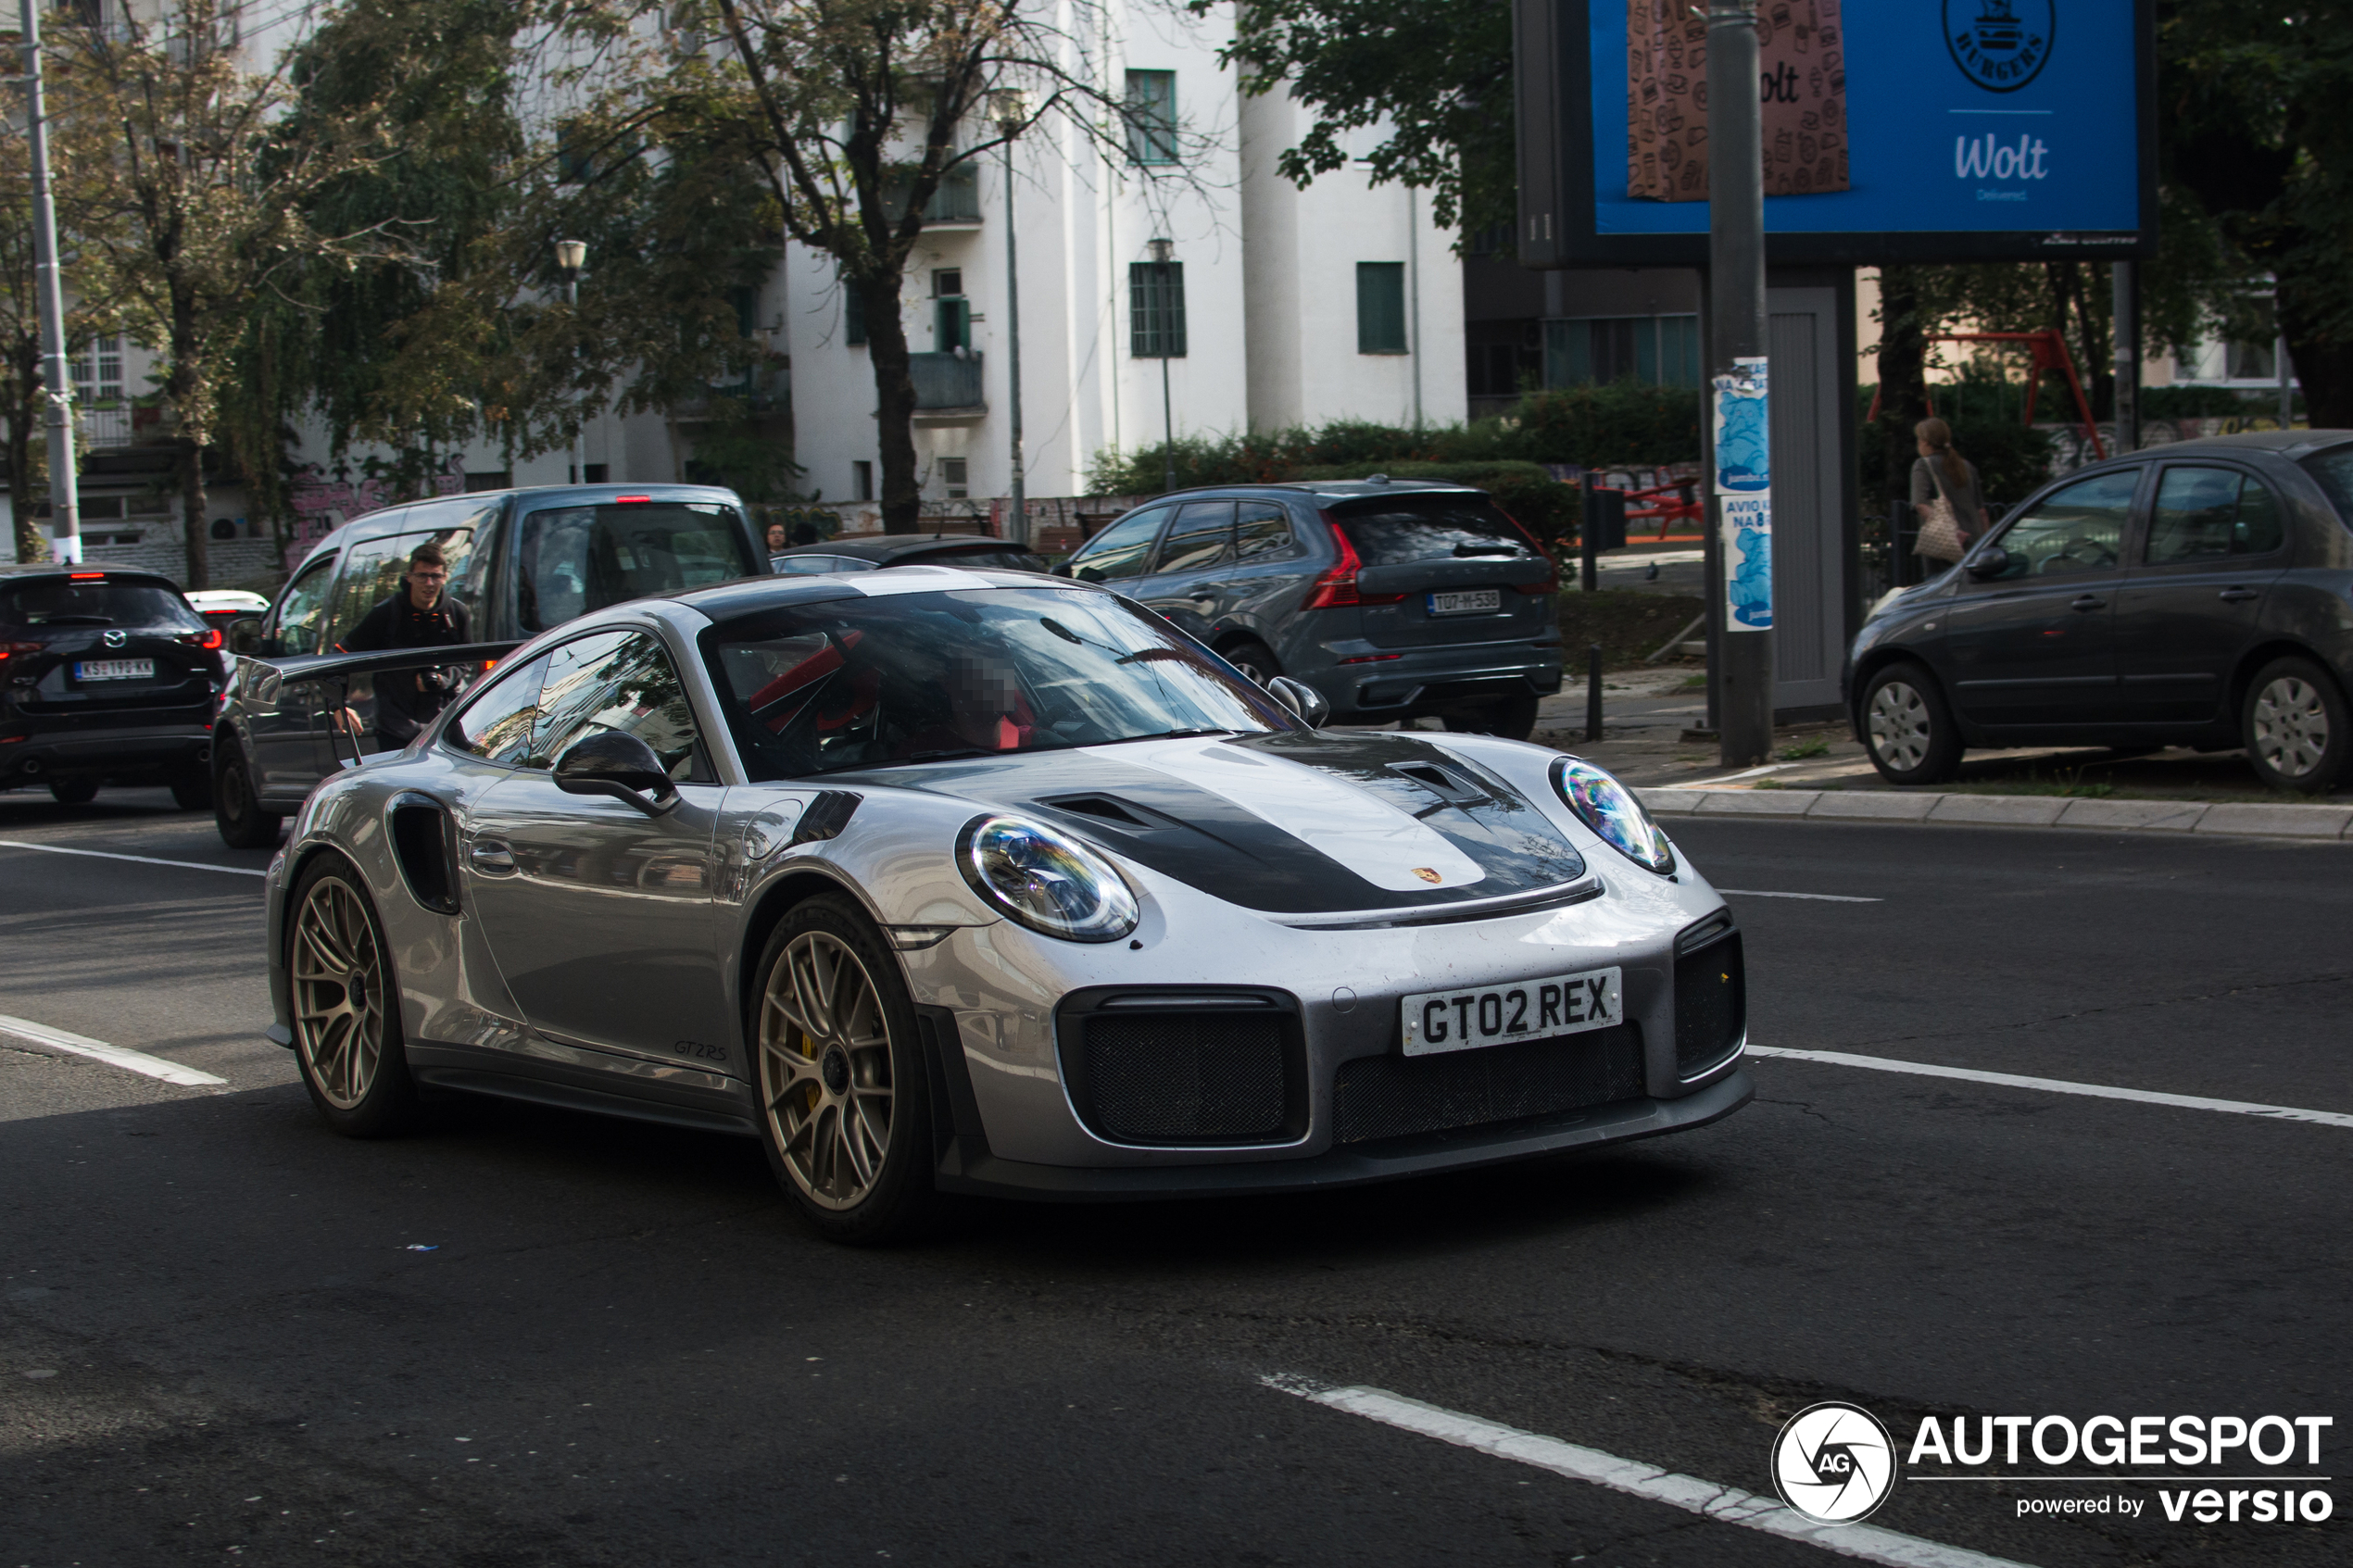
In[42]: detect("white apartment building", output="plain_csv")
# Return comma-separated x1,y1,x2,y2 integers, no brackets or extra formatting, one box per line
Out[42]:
780,6,1463,521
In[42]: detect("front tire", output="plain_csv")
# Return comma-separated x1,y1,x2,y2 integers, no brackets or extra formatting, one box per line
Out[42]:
750,896,937,1245
2243,656,2350,794
1861,663,1964,785
214,736,283,847
288,856,420,1137
1221,636,1281,687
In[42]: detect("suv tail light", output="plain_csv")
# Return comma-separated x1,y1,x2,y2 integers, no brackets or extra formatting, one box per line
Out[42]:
0,641,42,662
1302,515,1407,610
178,628,225,651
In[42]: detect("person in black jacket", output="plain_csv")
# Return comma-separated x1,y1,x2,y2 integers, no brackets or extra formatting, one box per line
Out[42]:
337,541,472,751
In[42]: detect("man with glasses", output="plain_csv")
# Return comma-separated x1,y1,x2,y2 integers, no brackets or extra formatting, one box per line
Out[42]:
337,541,474,752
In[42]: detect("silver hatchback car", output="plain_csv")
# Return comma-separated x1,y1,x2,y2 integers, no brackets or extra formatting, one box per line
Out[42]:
1059,480,1564,738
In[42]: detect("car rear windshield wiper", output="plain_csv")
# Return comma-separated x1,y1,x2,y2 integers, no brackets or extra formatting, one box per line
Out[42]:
1452,544,1523,558
33,614,113,625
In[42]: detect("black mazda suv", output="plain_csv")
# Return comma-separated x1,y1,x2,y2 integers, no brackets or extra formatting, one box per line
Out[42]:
0,569,225,807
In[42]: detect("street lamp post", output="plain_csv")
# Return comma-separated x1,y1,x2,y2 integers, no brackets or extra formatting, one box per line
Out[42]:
1705,0,1771,767
991,92,1030,546
1148,238,1176,494
555,240,587,484
19,0,78,565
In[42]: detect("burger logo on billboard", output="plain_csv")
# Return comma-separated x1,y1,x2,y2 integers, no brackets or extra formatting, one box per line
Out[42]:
1944,0,2054,94
1771,1402,1896,1524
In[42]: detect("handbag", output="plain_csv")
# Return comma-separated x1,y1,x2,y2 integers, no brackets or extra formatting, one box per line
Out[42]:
1912,461,1968,563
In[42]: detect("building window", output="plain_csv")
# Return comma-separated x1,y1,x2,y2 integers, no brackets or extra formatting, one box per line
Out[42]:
934,269,969,352
942,458,968,499
1129,262,1187,358
71,335,123,402
1542,314,1701,388
1126,70,1177,166
844,282,866,346
1356,263,1408,356
583,464,609,483
853,461,874,502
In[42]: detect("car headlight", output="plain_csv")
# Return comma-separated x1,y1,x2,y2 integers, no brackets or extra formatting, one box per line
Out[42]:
957,814,1139,942
1550,758,1676,875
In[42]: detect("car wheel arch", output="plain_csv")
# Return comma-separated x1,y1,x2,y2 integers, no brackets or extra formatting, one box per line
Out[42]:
2226,637,2344,720
736,867,898,1043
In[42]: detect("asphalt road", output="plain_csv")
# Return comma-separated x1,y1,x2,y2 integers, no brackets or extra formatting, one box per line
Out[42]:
3,788,2346,1567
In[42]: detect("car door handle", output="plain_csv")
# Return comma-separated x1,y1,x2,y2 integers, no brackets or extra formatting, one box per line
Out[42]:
2070,595,2107,612
468,838,516,874
2218,586,2260,602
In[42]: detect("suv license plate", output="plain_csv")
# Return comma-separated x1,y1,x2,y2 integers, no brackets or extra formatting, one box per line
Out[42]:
1400,965,1623,1057
1428,588,1502,616
74,659,154,682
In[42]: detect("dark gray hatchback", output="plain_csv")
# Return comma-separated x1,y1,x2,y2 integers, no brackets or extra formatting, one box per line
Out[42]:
1845,432,2353,793
1059,480,1562,737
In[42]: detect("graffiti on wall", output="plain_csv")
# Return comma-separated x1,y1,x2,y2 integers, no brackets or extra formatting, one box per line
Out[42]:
284,457,467,571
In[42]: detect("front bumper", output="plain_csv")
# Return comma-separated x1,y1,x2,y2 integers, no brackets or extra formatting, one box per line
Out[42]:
933,1067,1753,1200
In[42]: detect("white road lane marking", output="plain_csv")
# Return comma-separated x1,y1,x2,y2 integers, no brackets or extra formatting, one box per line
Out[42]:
1749,1046,2353,1130
0,1013,227,1087
0,839,267,877
1265,1378,2035,1568
1719,888,1883,903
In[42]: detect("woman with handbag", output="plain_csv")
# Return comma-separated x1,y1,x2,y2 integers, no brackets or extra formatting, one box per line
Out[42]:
1910,417,1989,565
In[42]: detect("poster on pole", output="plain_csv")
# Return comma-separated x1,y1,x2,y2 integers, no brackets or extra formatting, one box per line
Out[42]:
1713,357,1772,632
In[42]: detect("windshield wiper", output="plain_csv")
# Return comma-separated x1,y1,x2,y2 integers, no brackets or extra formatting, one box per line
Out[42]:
1119,727,1238,742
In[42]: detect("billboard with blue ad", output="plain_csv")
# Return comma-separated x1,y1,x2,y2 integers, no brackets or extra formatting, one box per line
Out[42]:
1512,0,2155,266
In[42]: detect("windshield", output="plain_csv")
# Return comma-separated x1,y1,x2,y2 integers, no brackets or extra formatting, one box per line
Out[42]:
701,587,1297,780
517,502,760,633
1331,494,1539,565
1,580,204,631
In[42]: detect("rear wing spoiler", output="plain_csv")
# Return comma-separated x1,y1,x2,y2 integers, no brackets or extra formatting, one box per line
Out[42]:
242,641,524,684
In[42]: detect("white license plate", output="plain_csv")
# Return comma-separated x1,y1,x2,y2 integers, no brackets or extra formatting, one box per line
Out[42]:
74,659,154,682
1428,588,1503,616
1400,965,1623,1057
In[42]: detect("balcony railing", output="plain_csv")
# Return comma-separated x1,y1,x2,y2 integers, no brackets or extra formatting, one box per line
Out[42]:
77,403,133,449
910,351,984,410
883,162,982,225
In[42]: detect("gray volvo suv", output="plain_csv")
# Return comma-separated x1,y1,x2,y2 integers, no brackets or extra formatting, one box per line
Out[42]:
1059,480,1562,738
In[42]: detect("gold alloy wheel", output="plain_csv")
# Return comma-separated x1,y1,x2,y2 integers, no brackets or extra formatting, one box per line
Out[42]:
1868,679,1932,771
2252,675,2331,781
291,876,386,1110
758,931,895,1210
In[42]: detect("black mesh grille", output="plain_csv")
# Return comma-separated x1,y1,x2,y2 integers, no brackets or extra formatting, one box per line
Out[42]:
1081,1013,1289,1143
1333,1025,1646,1145
1675,931,1745,1077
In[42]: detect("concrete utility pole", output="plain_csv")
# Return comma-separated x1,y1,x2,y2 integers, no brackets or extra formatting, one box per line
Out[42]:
1707,0,1771,766
2111,262,2138,454
1148,238,1176,493
994,92,1029,546
19,0,79,564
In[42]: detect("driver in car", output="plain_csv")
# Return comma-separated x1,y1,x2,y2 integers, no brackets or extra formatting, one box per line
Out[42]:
337,541,472,752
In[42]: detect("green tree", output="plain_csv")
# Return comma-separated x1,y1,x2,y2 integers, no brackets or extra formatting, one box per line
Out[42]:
556,0,1146,532
1211,0,1515,239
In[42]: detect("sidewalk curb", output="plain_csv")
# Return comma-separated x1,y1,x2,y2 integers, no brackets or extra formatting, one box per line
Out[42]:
1639,787,2353,842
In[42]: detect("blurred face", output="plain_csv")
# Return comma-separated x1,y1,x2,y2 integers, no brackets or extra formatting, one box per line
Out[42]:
766,523,788,551
406,561,448,608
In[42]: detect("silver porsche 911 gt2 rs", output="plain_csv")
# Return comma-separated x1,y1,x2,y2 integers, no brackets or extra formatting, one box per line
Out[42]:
262,566,1751,1242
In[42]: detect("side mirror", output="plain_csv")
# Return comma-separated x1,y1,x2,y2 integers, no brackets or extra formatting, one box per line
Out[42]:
554,732,681,817
1265,675,1330,728
227,617,264,655
1051,561,1075,578
1964,546,2010,581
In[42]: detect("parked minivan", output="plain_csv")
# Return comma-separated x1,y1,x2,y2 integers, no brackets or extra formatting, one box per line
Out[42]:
1058,480,1562,737
213,483,761,844
1846,432,2353,794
